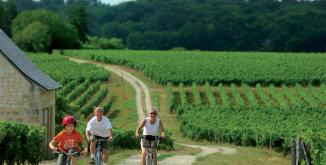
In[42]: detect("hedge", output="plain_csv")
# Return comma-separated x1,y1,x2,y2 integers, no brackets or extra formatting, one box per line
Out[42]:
0,120,45,165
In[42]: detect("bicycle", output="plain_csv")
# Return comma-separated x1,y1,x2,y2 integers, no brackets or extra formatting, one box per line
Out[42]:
92,138,109,165
141,135,160,165
53,148,79,165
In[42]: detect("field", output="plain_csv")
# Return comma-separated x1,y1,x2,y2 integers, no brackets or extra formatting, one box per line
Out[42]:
28,53,112,119
62,50,326,164
63,50,326,85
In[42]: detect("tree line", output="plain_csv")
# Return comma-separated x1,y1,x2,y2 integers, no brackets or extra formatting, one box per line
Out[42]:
1,0,326,52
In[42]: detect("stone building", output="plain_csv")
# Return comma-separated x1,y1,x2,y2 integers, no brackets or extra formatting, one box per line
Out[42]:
0,30,61,156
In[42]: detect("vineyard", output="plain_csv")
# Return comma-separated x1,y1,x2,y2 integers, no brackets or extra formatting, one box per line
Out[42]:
27,53,174,152
167,82,326,163
63,50,326,85
27,53,112,119
166,83,326,164
60,50,326,163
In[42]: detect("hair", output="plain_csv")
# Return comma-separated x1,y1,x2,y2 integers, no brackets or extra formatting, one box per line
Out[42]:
150,107,158,113
94,106,103,112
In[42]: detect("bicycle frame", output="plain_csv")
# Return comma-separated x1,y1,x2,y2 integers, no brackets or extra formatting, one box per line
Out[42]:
146,147,155,165
141,136,159,165
93,139,108,165
55,148,79,165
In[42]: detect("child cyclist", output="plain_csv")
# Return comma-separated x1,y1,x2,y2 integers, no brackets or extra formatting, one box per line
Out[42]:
49,116,88,165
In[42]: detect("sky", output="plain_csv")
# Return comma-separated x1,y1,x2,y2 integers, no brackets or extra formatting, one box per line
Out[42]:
100,0,135,5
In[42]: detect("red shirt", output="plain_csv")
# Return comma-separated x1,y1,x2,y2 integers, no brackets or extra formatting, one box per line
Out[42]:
52,130,83,152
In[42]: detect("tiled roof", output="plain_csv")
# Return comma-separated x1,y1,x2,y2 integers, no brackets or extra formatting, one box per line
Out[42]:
0,29,62,90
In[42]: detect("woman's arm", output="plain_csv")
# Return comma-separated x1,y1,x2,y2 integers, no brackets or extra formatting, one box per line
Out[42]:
135,119,146,138
159,120,165,138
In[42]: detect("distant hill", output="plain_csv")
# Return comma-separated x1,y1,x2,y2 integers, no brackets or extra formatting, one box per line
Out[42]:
1,0,326,51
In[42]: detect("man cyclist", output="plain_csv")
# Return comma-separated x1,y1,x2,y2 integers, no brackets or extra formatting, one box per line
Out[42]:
86,107,113,165
135,107,165,165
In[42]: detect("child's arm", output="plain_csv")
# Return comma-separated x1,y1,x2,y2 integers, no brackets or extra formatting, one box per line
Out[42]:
49,140,58,151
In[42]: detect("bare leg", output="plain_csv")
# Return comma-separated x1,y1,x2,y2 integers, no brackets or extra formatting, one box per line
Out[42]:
153,149,157,165
102,149,109,163
71,156,77,165
141,147,147,165
90,141,96,156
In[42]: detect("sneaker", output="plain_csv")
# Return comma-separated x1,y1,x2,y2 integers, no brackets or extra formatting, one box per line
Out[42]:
89,158,95,164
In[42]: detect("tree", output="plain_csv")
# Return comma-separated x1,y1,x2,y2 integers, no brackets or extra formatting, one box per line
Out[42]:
0,2,4,28
2,0,17,36
11,9,81,51
69,0,88,42
13,21,51,52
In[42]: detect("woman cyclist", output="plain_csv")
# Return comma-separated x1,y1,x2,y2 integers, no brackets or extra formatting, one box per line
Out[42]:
135,107,165,165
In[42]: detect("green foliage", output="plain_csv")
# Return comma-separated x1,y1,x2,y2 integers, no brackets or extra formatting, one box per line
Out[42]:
81,86,109,117
111,128,174,151
166,82,175,111
301,128,326,165
69,0,88,42
0,0,16,36
11,9,80,51
5,0,326,51
176,105,326,155
28,53,109,84
204,82,217,109
63,50,326,86
55,95,77,133
0,120,45,165
83,36,124,49
13,21,51,52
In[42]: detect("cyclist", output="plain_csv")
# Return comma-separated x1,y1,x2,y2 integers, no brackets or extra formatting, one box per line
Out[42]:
135,107,165,165
86,107,113,165
49,115,88,165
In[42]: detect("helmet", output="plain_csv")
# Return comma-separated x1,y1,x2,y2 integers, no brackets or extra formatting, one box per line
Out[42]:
62,115,77,127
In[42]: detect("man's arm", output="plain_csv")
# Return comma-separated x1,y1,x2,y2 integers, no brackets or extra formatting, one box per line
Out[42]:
108,128,113,141
86,130,92,141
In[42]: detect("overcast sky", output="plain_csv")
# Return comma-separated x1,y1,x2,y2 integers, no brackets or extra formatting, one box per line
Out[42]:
101,0,135,5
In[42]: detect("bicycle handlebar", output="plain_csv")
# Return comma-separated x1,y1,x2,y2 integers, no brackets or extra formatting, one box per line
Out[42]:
92,138,110,142
53,148,79,156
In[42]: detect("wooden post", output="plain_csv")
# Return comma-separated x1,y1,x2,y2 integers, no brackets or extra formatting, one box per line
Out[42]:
121,73,124,84
296,137,301,165
291,139,296,165
301,141,312,165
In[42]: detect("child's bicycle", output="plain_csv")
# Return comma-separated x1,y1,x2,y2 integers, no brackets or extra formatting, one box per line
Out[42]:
53,148,79,165
93,138,110,165
141,135,160,165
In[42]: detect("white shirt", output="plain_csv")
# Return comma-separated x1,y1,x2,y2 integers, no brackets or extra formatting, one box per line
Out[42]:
86,116,112,137
143,117,160,136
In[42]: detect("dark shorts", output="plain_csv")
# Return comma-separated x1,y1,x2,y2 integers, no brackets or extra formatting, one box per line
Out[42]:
91,134,109,150
141,135,159,148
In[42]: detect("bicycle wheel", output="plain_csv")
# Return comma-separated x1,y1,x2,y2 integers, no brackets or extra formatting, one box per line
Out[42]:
56,154,67,165
95,151,102,165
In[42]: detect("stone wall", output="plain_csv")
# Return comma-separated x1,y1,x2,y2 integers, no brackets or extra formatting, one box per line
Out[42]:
0,53,55,144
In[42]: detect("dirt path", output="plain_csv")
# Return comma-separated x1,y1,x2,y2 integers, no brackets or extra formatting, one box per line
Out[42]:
45,57,237,165
69,58,148,123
